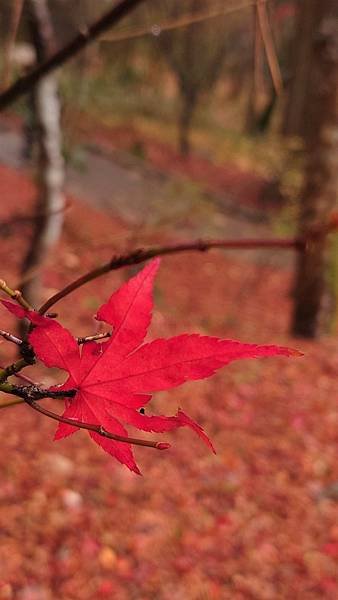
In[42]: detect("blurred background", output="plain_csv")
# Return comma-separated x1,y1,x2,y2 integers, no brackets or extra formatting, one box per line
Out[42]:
0,1,337,598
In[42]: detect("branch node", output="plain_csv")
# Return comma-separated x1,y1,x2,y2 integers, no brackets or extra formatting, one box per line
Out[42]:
19,342,36,364
156,442,171,450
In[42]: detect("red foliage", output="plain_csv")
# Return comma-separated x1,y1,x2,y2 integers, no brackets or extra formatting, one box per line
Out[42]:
1,155,338,599
3,260,298,473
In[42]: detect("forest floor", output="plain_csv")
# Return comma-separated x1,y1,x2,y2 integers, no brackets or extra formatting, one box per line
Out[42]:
0,117,338,600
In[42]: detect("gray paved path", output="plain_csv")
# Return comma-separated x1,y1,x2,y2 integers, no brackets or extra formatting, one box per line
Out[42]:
0,121,292,267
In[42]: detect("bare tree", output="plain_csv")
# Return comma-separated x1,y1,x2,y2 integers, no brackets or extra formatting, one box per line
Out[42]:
291,0,338,337
152,0,228,156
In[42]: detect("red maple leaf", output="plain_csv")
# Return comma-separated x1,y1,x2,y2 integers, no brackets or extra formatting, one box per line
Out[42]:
2,259,300,473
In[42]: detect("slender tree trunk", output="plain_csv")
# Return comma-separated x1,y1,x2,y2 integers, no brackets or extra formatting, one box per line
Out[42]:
281,0,320,138
291,0,338,338
245,2,264,135
178,89,196,157
20,0,65,309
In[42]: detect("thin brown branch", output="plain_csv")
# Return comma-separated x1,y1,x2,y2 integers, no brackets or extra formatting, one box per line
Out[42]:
2,383,170,450
0,382,74,407
39,236,304,314
101,0,269,43
0,330,23,346
0,382,79,410
25,397,170,449
14,371,36,385
77,332,112,345
0,364,65,408
256,0,283,95
0,359,31,382
0,0,146,110
9,331,114,348
0,364,36,386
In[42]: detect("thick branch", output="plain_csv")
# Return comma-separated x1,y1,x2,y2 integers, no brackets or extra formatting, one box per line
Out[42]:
9,384,76,401
0,0,145,110
39,237,304,314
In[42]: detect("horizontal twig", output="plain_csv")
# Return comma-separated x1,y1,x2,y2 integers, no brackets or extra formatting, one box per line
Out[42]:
77,331,111,344
39,237,304,314
8,384,76,401
0,329,22,345
0,382,73,408
0,328,111,347
101,0,265,43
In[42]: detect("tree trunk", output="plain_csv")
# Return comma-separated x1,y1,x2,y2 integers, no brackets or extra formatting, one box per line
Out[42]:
178,89,196,157
281,0,321,138
291,0,338,338
244,3,264,135
178,95,192,157
20,0,65,309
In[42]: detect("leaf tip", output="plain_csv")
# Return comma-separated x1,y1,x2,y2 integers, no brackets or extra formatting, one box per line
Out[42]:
288,348,304,357
132,464,142,476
